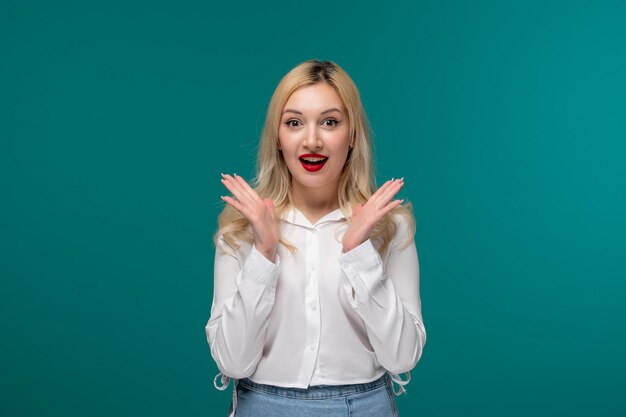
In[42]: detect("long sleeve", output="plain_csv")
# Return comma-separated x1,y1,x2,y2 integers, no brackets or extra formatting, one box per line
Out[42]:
205,238,280,379
337,216,427,376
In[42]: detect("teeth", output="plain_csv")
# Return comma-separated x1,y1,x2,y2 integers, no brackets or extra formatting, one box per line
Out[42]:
301,157,327,163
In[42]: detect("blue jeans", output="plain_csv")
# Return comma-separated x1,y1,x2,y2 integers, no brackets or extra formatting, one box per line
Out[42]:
228,372,400,417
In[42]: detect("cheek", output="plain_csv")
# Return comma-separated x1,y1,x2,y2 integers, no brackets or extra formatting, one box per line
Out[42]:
278,128,297,150
327,128,352,151
277,135,288,153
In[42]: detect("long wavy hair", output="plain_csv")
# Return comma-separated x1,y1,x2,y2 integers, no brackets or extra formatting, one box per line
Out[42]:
214,59,415,255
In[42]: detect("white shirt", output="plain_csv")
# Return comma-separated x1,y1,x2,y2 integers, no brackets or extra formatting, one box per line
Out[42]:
205,207,426,416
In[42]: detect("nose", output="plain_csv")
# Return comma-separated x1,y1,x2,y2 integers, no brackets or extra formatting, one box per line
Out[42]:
304,126,322,149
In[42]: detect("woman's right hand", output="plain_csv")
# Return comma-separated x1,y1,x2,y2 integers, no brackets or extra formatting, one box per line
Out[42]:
220,173,279,262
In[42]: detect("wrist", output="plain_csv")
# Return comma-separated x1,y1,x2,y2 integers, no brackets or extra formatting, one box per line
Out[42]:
342,239,361,253
343,228,372,253
256,245,277,263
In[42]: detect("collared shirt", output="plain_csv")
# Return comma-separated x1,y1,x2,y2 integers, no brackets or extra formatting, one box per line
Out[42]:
205,207,426,416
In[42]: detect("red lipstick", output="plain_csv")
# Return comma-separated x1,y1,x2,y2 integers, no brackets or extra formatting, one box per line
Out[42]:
299,153,328,172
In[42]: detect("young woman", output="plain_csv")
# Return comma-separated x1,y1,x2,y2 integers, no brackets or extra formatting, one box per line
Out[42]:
205,59,426,417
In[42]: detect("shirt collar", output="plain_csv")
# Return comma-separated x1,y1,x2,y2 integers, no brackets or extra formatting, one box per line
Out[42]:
280,206,347,228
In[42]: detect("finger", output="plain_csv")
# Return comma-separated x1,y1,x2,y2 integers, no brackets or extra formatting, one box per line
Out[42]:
377,179,404,208
368,178,399,205
222,193,260,224
220,195,244,213
228,173,255,198
221,174,254,205
368,179,403,209
220,179,246,207
221,173,247,196
234,174,264,205
380,198,404,216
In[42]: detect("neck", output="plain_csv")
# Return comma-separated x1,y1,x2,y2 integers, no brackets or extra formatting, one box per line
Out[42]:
291,181,340,224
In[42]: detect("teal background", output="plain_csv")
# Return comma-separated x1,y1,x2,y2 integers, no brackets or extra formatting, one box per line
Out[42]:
1,0,625,416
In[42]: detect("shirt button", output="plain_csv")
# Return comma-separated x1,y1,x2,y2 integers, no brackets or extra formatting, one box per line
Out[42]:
311,264,316,271
311,303,317,310
310,345,316,350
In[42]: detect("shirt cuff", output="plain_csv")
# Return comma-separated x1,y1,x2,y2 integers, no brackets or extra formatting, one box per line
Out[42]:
242,244,280,289
338,239,384,307
338,239,382,276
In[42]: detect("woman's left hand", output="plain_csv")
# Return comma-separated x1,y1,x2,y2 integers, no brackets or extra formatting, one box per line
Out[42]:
342,178,405,252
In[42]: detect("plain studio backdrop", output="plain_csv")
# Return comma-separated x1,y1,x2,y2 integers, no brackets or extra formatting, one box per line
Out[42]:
1,0,624,416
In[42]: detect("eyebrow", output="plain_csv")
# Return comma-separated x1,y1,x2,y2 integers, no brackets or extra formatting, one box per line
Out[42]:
282,107,343,115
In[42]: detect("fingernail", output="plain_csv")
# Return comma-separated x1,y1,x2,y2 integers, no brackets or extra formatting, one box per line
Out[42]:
391,177,395,181
400,177,404,182
234,173,237,178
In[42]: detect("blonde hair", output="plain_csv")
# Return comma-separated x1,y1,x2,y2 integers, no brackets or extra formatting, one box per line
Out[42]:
214,59,415,255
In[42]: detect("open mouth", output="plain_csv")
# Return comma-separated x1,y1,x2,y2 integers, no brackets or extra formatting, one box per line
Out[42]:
299,154,328,172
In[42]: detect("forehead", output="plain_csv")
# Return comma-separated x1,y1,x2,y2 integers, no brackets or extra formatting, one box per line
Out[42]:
283,82,345,112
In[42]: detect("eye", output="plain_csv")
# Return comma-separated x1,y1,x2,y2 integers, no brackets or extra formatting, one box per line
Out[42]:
283,119,302,128
323,119,340,127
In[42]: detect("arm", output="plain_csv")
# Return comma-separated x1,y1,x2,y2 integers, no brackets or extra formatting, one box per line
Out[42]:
338,216,426,375
205,238,280,379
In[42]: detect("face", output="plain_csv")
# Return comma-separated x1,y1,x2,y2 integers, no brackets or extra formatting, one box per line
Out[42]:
278,82,352,193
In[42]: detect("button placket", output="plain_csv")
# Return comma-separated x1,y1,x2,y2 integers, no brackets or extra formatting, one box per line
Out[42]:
309,229,318,273
300,226,321,384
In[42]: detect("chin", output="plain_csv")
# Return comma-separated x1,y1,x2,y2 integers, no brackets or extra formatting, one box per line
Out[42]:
295,175,338,189
286,162,341,189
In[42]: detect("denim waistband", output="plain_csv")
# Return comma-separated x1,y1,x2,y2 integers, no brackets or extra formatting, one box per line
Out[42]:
238,372,389,399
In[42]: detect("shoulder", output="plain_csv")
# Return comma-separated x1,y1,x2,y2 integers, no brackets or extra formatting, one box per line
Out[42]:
392,210,414,234
215,231,254,260
389,210,416,250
